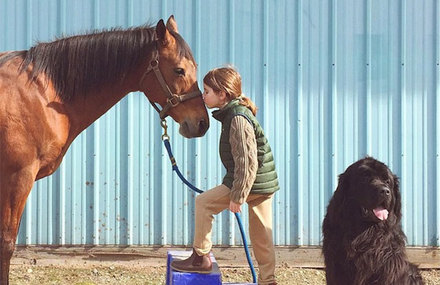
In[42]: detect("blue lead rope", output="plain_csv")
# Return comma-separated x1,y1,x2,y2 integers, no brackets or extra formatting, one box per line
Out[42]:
162,137,257,283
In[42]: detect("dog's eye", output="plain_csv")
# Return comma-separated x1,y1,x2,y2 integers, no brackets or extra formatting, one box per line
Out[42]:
385,178,391,185
362,176,373,183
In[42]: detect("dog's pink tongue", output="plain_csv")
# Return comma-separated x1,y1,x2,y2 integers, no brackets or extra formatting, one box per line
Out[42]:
373,207,389,220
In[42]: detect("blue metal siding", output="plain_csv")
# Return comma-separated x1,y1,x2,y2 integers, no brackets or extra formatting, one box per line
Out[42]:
0,0,438,247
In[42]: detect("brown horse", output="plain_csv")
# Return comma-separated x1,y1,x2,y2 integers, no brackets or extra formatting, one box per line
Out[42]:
0,16,209,284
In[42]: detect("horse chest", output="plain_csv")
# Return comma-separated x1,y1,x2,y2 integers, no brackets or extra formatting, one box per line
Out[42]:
36,160,62,180
26,131,68,181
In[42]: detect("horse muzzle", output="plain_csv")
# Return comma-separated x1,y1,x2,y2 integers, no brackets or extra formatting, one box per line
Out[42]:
179,116,209,138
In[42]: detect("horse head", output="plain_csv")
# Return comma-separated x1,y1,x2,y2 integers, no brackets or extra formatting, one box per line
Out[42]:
139,16,209,138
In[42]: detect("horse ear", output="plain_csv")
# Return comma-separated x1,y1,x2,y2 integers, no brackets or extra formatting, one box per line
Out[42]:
392,174,402,221
156,19,173,47
166,15,178,33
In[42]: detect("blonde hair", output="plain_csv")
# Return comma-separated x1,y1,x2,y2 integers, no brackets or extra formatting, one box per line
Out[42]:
203,66,258,115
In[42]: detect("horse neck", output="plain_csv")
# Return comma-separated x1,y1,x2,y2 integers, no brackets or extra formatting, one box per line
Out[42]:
66,74,140,135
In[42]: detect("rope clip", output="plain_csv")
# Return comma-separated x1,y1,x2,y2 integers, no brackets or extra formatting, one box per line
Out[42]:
161,119,170,141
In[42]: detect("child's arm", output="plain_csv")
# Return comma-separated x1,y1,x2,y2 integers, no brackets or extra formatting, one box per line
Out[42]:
229,115,258,205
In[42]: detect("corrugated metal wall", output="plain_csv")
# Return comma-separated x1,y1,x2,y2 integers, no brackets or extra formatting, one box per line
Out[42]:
1,0,438,247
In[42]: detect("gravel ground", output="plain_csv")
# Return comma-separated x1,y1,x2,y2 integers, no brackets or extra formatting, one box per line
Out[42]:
9,264,440,285
9,246,440,284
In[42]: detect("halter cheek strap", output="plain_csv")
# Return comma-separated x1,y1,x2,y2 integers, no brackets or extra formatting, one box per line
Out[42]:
139,45,202,120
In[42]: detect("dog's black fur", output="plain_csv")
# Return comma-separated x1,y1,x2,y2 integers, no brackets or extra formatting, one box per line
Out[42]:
322,157,424,285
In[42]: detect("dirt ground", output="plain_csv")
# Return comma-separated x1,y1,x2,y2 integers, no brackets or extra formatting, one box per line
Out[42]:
9,264,440,285
9,246,440,284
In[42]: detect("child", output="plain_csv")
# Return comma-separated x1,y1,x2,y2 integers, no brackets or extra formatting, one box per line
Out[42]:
171,66,279,285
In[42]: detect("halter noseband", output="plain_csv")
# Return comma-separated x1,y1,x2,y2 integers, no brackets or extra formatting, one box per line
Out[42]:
139,43,202,120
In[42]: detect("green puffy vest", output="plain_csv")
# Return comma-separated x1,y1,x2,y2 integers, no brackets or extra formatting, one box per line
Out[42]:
212,99,280,194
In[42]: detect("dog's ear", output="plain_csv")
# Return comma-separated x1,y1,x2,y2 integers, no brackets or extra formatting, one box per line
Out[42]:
334,172,349,197
337,172,348,191
326,172,349,223
392,174,402,221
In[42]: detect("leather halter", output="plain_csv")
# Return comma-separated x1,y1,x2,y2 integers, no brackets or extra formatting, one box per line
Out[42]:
139,43,202,119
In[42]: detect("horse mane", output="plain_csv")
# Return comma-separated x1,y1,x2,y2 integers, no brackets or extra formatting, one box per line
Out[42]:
0,24,195,102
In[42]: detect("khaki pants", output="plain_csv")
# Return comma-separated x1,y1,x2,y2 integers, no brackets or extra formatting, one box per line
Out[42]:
193,184,275,284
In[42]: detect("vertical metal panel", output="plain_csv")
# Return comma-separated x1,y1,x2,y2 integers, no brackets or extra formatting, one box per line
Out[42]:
0,0,438,247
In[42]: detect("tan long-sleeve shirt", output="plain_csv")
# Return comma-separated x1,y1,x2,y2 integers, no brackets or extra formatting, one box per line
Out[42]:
229,116,258,204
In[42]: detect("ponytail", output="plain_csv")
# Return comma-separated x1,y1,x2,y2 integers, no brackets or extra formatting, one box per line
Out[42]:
239,95,258,116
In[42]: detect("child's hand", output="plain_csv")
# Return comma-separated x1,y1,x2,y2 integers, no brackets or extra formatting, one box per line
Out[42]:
229,201,241,213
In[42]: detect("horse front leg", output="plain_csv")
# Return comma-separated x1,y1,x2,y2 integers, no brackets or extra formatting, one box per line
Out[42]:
0,166,37,285
0,232,17,285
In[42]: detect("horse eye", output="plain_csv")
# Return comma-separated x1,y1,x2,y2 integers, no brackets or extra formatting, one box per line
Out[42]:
174,68,185,76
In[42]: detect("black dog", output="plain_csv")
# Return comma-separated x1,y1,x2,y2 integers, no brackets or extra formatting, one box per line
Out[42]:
322,157,424,285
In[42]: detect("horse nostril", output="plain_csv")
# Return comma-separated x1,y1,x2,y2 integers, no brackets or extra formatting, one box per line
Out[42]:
199,119,208,133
